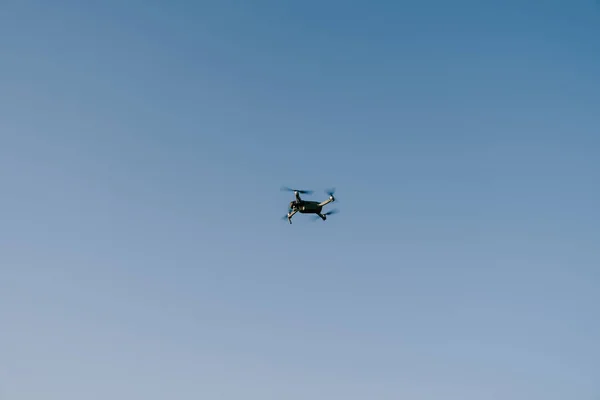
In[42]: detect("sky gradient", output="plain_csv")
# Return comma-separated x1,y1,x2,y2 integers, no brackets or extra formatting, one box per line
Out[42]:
2,1,599,399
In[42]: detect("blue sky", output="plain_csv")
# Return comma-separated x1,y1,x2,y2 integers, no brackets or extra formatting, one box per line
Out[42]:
1,1,599,398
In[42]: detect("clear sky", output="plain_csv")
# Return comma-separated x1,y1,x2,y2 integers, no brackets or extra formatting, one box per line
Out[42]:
1,1,599,399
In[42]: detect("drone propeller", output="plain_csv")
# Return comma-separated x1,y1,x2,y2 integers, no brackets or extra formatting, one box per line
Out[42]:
281,186,313,195
324,187,338,202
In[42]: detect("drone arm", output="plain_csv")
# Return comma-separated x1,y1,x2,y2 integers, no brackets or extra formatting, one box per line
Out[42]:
318,197,334,207
287,209,297,224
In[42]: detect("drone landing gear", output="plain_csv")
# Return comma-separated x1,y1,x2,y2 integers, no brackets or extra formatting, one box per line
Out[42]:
318,213,327,221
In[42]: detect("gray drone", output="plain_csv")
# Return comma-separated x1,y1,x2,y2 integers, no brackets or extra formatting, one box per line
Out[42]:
281,186,339,224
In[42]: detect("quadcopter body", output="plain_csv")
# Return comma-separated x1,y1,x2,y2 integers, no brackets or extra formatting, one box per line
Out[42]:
281,186,338,224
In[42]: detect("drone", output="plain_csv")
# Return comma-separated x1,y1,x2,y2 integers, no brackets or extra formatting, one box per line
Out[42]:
281,186,339,224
